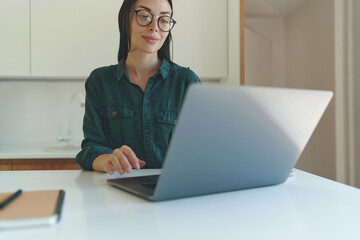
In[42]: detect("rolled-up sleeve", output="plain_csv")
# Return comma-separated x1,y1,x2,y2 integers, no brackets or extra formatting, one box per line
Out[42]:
75,72,113,170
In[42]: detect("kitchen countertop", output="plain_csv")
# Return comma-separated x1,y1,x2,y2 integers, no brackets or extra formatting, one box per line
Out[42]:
0,144,80,159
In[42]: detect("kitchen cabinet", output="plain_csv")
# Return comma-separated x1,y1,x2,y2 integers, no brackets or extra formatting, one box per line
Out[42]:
0,145,81,171
31,0,228,79
1,0,229,79
172,0,228,79
31,0,121,77
0,0,30,76
0,159,81,171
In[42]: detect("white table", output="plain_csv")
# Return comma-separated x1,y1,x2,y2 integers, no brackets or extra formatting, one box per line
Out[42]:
1,169,360,240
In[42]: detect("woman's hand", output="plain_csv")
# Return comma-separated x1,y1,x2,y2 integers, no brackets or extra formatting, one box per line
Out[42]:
92,145,145,175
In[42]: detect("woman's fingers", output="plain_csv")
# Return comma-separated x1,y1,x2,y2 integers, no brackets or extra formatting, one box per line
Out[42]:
119,151,133,173
112,149,130,173
121,146,141,170
111,155,125,175
110,146,145,175
104,159,114,175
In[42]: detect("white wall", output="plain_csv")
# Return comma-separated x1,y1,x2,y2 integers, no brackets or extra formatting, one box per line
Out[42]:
245,17,286,87
0,80,85,146
244,26,271,86
284,0,336,180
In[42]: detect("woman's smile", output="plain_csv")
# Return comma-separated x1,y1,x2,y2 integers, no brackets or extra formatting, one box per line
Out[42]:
142,35,160,44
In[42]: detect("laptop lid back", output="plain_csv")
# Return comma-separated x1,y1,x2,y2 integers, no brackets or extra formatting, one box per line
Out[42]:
152,84,332,201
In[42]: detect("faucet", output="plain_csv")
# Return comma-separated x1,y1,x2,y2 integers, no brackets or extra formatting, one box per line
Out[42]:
58,92,85,147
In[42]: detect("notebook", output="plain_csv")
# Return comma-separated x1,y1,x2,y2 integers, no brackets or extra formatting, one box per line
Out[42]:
0,190,65,228
107,84,333,201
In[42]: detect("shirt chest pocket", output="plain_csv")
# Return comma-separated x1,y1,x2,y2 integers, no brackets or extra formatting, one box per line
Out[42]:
155,111,178,149
100,106,135,148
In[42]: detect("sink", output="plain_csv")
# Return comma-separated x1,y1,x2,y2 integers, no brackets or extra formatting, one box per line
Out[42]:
43,145,81,153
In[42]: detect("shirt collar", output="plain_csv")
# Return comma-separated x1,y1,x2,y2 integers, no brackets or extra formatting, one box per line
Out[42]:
116,58,170,82
116,59,128,82
158,58,170,79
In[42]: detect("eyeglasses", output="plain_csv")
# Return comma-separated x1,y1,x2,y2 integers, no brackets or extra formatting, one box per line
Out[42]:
132,9,176,32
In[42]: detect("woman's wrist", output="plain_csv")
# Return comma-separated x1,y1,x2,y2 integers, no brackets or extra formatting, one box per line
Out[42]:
92,154,110,172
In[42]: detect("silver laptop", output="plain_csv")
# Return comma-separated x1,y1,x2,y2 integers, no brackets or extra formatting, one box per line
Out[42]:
107,84,333,201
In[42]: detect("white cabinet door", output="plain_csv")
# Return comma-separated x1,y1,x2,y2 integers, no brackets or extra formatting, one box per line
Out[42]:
0,0,30,76
30,0,228,79
31,0,121,77
172,0,228,79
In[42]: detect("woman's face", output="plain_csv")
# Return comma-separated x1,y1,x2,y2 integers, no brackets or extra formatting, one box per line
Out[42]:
129,0,172,56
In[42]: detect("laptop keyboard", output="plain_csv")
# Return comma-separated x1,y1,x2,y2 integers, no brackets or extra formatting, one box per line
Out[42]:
139,175,159,190
140,175,159,182
141,183,157,190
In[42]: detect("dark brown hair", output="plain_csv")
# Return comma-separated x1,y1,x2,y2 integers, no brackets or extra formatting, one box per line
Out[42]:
117,0,173,62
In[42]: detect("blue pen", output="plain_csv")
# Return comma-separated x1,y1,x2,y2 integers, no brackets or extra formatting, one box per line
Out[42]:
0,189,22,209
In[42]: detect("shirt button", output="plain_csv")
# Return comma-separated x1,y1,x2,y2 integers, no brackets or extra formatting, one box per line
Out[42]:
112,111,117,117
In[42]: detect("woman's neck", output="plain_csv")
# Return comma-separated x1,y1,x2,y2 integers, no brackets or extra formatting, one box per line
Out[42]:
124,52,161,92
125,52,161,79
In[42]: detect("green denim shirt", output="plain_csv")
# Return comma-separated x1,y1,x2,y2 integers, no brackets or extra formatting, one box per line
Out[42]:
75,58,200,170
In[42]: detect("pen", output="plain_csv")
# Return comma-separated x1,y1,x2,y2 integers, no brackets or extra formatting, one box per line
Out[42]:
0,189,22,209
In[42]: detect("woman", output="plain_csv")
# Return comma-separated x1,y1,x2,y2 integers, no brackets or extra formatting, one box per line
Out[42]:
75,0,200,175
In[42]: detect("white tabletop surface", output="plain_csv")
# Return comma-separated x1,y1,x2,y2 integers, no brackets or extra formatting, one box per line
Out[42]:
1,169,360,240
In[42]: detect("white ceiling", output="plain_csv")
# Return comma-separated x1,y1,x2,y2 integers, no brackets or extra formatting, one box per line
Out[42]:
244,0,307,17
